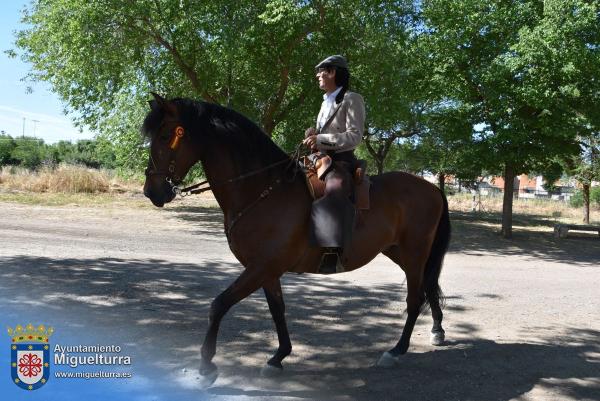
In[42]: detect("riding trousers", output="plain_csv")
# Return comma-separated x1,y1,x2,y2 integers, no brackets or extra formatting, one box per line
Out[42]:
310,151,357,249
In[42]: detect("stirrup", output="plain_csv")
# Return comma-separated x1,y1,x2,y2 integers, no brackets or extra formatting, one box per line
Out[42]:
318,252,344,274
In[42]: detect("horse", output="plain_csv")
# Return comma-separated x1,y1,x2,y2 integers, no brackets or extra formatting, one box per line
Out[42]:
142,93,451,385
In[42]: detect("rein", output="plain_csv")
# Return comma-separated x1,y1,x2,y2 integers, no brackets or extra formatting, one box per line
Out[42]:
221,146,305,238
147,125,306,237
173,158,291,197
173,142,305,195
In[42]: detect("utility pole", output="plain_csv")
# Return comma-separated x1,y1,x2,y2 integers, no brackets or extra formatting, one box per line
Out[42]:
32,120,39,137
22,117,25,137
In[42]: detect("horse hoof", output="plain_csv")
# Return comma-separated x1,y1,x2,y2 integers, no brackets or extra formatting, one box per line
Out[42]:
376,351,400,368
260,363,283,378
197,367,219,388
430,331,445,346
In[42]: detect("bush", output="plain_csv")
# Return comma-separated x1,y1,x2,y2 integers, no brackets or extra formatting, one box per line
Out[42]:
0,134,16,165
569,191,583,207
591,187,600,206
569,187,600,208
1,134,119,171
10,137,46,169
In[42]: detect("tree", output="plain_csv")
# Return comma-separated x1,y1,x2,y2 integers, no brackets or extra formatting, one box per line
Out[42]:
560,134,600,223
359,22,439,175
421,0,600,237
414,105,481,191
12,0,415,169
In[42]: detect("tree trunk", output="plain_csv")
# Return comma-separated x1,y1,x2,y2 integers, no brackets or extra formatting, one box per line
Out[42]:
583,183,590,224
501,164,515,239
438,172,445,193
376,158,384,175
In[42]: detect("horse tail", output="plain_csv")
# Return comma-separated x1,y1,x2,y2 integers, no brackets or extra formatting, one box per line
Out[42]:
422,189,451,311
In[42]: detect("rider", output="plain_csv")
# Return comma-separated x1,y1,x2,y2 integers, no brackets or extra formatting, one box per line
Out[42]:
303,55,366,274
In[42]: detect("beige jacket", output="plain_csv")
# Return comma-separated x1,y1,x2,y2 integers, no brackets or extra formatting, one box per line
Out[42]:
316,91,365,153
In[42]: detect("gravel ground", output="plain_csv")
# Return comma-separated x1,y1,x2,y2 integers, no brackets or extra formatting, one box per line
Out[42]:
0,197,598,401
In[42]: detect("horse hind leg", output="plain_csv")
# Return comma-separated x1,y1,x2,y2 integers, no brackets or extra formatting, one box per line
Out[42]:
260,278,292,376
427,195,450,346
429,288,445,346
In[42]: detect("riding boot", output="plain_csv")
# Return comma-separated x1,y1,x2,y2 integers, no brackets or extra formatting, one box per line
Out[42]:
310,156,356,274
310,194,355,248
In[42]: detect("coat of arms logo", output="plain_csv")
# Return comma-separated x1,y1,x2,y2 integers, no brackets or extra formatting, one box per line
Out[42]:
8,323,53,390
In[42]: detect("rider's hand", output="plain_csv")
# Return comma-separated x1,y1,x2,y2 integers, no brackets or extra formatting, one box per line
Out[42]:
303,135,317,150
304,127,316,138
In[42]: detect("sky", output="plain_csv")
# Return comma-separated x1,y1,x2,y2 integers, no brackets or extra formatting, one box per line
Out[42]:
0,1,94,144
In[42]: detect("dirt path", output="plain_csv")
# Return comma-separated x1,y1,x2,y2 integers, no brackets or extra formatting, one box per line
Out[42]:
0,198,598,401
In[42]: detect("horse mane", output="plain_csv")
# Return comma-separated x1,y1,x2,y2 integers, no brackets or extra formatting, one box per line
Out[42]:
141,98,290,174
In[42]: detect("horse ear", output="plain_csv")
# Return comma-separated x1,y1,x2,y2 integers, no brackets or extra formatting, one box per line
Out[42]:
149,92,166,111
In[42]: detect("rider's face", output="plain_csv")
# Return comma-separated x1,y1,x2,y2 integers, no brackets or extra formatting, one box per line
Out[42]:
316,67,336,92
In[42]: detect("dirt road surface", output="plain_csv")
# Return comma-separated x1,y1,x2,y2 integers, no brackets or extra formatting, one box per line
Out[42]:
0,198,598,401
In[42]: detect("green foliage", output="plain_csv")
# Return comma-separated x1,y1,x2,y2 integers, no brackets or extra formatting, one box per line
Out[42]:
13,1,412,137
10,137,46,169
555,135,600,193
569,191,583,208
419,0,599,235
591,187,600,206
46,139,116,169
420,0,598,175
569,187,600,208
0,134,17,165
0,133,118,171
355,141,405,175
96,93,149,174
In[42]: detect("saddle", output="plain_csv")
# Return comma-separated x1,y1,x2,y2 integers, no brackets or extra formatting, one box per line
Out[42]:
302,156,370,210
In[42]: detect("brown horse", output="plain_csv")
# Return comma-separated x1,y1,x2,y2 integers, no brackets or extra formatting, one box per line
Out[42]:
142,93,451,385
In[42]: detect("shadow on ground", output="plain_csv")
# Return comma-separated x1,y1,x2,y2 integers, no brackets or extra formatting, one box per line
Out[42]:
444,212,598,265
0,255,598,400
163,205,600,266
165,205,226,236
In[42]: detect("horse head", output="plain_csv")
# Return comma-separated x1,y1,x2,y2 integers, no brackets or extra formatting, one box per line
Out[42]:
142,93,200,207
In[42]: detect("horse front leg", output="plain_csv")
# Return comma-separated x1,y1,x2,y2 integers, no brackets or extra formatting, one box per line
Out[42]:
199,268,264,386
261,277,292,376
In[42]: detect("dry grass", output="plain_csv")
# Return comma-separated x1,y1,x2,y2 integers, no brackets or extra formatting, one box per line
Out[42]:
0,165,218,208
1,166,598,225
1,165,107,193
0,165,142,194
448,192,600,224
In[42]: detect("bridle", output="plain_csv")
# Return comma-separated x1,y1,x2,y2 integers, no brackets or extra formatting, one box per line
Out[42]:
144,124,306,237
144,125,187,185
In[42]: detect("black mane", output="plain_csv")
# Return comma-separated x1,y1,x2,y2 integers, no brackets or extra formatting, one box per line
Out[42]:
141,98,289,173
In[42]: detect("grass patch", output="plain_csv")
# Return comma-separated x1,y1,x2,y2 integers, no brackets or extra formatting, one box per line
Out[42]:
0,191,150,208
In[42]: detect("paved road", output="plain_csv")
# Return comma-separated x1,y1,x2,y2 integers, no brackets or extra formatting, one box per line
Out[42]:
0,200,598,401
